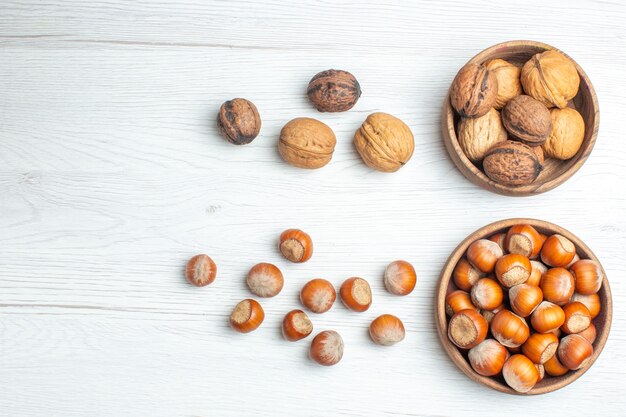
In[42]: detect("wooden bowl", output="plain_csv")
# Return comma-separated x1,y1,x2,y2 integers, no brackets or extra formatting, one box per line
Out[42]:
436,218,612,395
442,40,599,196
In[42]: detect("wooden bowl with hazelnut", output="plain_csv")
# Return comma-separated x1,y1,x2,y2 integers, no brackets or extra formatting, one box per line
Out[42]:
436,218,612,395
442,40,599,196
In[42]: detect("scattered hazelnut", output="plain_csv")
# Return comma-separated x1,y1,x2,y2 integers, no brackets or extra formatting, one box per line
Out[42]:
509,284,543,318
229,299,265,333
353,112,414,172
310,330,344,366
282,309,313,341
542,107,585,160
531,301,566,334
484,59,522,109
470,278,503,310
501,95,552,146
466,239,504,273
522,332,559,364
339,277,372,312
571,293,601,319
495,253,532,288
505,224,543,259
483,140,543,186
307,69,361,112
383,260,417,295
458,108,507,163
300,279,336,314
278,117,336,169
185,254,217,287
369,314,406,346
217,98,261,145
561,302,591,334
279,228,313,263
544,352,569,376
577,322,597,344
521,50,580,109
527,260,547,287
490,310,530,348
246,263,284,298
449,63,498,118
452,258,483,291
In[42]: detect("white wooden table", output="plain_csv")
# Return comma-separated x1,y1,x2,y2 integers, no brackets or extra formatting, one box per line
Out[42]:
1,1,625,416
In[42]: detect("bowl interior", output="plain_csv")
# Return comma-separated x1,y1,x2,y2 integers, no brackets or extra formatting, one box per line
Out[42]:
436,218,612,395
443,40,599,196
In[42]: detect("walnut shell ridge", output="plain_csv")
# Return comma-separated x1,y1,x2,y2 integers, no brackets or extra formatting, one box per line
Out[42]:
450,63,498,118
458,108,507,163
307,69,361,112
483,140,543,186
521,50,580,109
278,118,336,169
354,112,414,173
502,95,552,146
217,98,261,145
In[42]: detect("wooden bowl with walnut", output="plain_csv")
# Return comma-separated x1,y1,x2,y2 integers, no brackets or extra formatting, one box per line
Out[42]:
436,218,612,395
442,40,599,196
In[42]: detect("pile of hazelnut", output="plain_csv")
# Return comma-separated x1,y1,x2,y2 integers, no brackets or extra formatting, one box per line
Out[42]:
446,224,603,392
450,50,586,186
185,229,416,366
216,69,415,173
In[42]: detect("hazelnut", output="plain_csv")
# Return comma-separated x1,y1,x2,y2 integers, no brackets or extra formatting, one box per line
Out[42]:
484,59,522,109
521,50,580,109
229,299,265,333
501,95,552,146
300,279,336,314
185,254,217,287
449,63,498,118
217,98,261,145
353,112,414,172
483,140,543,186
383,260,417,295
279,229,313,263
369,314,405,346
457,108,507,163
278,118,336,169
339,277,372,312
282,309,313,341
310,330,344,366
246,263,284,298
307,69,361,112
542,107,585,160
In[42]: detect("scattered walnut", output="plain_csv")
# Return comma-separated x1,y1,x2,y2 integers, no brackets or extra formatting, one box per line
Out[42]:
450,63,498,118
542,108,585,160
521,50,580,109
484,59,522,109
353,112,414,172
483,141,543,186
217,98,262,145
278,118,336,169
307,69,361,112
502,95,552,146
458,108,507,163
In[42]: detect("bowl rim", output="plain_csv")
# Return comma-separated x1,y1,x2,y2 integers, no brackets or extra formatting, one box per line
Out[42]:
435,218,612,395
442,40,600,196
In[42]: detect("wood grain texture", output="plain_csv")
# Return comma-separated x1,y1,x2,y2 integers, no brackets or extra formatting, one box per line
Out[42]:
1,0,626,416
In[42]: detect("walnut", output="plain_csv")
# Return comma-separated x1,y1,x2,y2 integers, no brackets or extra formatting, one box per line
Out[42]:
484,59,522,109
217,98,261,145
450,63,498,118
353,113,414,172
502,95,552,146
542,108,585,160
483,141,543,186
458,108,507,163
521,50,580,109
278,118,336,169
307,69,361,112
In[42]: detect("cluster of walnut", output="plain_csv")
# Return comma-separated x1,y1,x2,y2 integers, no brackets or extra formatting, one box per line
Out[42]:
216,69,415,172
450,50,585,186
